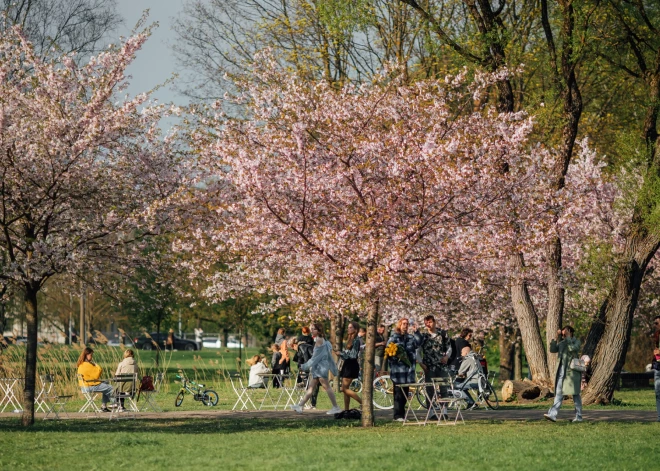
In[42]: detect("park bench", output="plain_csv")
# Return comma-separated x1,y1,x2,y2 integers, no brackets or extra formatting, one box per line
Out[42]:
618,371,654,389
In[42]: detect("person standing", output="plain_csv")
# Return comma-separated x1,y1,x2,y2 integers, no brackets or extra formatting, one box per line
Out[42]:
194,327,204,351
290,323,342,415
275,328,286,346
387,318,422,421
294,326,318,408
653,315,660,422
374,324,387,371
270,343,282,388
338,321,362,415
544,326,583,423
451,328,473,369
418,315,452,419
166,329,175,351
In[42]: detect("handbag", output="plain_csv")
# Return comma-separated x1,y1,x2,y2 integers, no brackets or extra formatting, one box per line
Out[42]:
569,358,586,373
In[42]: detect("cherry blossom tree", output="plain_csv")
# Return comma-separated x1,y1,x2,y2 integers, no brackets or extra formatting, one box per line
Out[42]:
185,56,569,426
0,25,189,426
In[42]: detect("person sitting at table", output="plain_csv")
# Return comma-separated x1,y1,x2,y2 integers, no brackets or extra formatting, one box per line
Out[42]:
279,338,291,381
454,346,481,410
271,343,283,388
290,323,342,415
77,347,114,412
114,349,138,412
247,355,270,388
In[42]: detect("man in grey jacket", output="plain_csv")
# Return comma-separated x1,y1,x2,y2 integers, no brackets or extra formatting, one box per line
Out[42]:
455,346,481,409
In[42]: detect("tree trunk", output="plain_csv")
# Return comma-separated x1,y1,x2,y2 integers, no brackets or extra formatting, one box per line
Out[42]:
509,253,551,385
330,313,345,393
21,284,39,426
582,233,660,404
498,323,516,381
501,380,541,401
546,237,564,383
361,299,378,427
514,331,523,380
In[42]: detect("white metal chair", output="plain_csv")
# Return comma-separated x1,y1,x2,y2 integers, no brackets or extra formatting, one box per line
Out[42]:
110,373,138,420
229,374,256,410
77,373,101,417
37,374,72,420
139,372,164,412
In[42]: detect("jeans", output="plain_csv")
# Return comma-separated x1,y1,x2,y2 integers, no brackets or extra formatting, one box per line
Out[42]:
455,381,479,406
393,383,409,419
547,364,582,420
83,382,114,405
654,369,660,421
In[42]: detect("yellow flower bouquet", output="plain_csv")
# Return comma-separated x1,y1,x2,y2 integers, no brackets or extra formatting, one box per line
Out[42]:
385,342,411,367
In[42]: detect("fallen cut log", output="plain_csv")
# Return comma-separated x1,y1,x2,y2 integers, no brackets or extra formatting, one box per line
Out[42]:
501,380,542,401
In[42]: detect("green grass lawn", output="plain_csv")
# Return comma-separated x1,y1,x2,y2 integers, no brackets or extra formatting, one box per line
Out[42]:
0,418,658,470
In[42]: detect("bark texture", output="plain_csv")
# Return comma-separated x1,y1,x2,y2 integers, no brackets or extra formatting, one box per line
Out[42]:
361,299,378,427
21,285,38,426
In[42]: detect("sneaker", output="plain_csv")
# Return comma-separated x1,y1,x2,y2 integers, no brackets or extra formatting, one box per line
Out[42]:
572,418,583,423
100,407,111,413
544,414,556,422
394,417,405,422
290,404,303,413
309,406,317,410
326,406,342,415
117,407,125,413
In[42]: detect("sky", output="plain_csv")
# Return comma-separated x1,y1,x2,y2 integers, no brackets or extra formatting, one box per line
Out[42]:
115,0,189,109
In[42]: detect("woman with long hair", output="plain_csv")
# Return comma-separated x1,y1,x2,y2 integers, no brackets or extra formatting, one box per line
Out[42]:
387,318,422,421
77,347,114,412
338,321,362,415
290,323,342,415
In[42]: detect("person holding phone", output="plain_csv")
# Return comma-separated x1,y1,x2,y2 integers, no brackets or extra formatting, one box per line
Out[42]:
544,326,583,423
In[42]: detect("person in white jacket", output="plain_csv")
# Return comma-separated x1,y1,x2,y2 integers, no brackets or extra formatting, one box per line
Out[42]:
115,349,138,411
247,355,270,388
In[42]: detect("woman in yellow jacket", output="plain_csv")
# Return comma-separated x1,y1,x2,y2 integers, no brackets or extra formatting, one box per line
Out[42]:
77,347,115,412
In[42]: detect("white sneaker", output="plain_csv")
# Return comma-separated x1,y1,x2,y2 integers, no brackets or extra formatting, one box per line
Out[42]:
544,414,556,422
394,417,405,422
326,406,342,415
304,403,312,410
572,417,583,423
290,404,303,413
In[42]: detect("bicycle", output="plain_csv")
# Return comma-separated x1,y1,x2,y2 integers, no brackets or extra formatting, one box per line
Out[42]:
174,370,219,407
451,364,499,410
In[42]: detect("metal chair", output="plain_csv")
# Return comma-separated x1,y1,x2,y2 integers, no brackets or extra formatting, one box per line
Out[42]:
77,373,101,417
229,374,256,410
37,374,72,420
139,372,164,412
110,373,138,420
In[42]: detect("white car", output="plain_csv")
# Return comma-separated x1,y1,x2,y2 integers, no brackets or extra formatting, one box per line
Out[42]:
202,337,242,348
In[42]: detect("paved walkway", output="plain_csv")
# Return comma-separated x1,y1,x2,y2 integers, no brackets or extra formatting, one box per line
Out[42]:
2,408,657,422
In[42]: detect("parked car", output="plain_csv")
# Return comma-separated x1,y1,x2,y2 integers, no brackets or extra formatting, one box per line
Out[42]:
133,333,197,351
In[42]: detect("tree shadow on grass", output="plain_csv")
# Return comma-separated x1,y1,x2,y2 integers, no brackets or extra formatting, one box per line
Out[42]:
0,416,378,434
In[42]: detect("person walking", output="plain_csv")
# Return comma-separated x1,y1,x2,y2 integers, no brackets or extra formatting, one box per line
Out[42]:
653,315,660,422
194,327,204,351
290,323,342,415
294,327,318,409
387,318,422,421
338,321,362,416
544,326,583,423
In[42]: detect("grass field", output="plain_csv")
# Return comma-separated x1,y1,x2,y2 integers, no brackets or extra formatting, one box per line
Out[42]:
0,418,658,470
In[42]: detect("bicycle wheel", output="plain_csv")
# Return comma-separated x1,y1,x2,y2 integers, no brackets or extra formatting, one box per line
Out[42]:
202,390,219,406
349,378,362,393
480,377,499,410
415,384,430,409
372,375,394,410
175,390,185,407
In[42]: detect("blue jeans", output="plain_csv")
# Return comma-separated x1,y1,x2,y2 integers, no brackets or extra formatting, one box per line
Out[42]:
655,370,660,421
547,364,582,420
83,382,114,405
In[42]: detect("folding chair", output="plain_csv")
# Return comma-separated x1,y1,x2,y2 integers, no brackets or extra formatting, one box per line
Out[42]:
139,372,164,412
110,373,138,420
77,373,101,417
432,375,464,425
37,374,72,420
229,374,256,410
